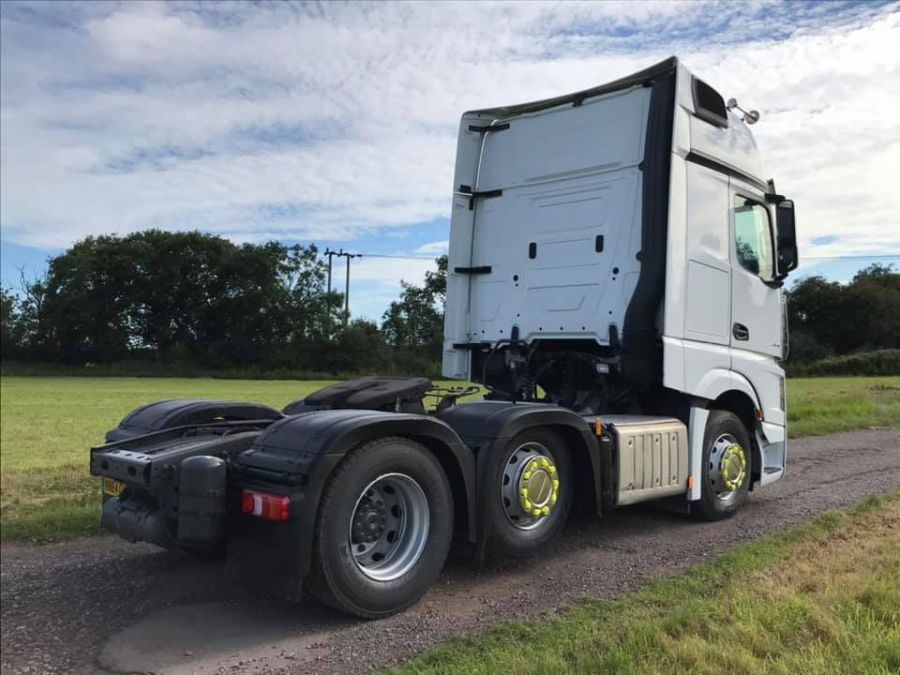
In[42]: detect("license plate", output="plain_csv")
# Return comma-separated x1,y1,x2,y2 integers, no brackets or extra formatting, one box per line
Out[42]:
103,477,126,498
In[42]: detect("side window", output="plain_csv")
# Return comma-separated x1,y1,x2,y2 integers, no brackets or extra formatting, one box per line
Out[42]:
734,197,774,280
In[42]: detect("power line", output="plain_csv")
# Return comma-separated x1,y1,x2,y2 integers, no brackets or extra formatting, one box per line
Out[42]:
801,254,900,261
350,252,899,262
357,253,439,260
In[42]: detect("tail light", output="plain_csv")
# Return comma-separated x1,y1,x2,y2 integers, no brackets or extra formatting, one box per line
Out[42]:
241,489,290,522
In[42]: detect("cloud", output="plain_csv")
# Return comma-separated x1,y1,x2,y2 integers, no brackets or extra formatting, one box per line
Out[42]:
332,255,437,321
1,0,898,285
415,241,449,256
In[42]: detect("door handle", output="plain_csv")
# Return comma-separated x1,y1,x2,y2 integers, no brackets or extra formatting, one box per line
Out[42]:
733,323,750,341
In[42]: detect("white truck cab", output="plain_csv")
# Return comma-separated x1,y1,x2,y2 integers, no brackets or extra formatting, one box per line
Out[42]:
443,56,798,504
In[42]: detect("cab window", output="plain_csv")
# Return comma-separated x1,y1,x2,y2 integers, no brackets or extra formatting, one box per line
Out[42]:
734,197,774,280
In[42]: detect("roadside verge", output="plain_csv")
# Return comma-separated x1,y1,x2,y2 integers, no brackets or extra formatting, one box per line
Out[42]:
391,492,900,675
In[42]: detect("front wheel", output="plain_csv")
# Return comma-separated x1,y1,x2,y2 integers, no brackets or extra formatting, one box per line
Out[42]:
305,437,453,618
693,410,751,521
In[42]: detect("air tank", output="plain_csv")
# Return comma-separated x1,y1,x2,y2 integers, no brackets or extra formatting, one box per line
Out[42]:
177,455,227,546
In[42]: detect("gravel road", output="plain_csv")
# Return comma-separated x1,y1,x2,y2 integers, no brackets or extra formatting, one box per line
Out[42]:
2,427,898,675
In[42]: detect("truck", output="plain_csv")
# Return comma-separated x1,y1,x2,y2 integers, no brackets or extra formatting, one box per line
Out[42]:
90,56,799,619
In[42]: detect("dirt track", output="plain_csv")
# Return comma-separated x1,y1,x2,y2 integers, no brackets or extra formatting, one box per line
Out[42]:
2,427,898,675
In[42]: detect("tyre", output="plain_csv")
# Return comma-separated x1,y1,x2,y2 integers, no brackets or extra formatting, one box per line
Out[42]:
485,428,572,557
693,410,751,521
305,437,453,618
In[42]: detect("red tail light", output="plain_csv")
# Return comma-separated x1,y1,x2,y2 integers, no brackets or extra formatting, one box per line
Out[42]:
241,489,290,522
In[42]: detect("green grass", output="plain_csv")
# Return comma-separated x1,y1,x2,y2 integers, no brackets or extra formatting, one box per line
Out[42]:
0,377,478,541
391,493,900,675
787,376,900,437
0,376,897,542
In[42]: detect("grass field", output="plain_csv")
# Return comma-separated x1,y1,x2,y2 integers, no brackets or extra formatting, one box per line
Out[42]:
787,377,900,437
391,493,900,675
0,377,477,541
1,376,898,542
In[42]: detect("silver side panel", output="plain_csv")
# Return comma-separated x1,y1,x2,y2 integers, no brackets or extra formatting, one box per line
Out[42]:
604,416,689,506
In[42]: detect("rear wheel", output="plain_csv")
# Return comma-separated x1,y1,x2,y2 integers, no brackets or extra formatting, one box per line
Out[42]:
693,410,751,521
485,429,572,557
305,437,453,618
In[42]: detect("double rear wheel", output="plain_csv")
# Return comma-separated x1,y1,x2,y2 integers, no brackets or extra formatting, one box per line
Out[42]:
306,437,453,618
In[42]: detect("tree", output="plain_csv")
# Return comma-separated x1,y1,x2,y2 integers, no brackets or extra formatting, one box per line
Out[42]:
785,263,900,361
381,255,447,360
1,287,25,358
840,264,900,353
29,230,341,366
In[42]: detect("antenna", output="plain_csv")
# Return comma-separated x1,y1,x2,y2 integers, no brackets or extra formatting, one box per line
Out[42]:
726,98,760,125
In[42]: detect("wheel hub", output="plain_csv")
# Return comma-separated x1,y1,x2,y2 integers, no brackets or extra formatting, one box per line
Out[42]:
348,473,430,582
708,433,747,502
720,444,747,491
502,443,561,530
351,495,386,543
517,456,559,517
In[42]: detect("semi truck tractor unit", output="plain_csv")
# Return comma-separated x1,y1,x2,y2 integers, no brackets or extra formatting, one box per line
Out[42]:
91,57,799,618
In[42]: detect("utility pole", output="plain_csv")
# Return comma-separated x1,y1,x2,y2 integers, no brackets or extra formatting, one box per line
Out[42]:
323,248,360,326
324,248,336,294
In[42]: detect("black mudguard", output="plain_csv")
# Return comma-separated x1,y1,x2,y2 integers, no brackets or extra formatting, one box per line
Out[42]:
438,401,606,554
106,399,284,442
226,409,477,600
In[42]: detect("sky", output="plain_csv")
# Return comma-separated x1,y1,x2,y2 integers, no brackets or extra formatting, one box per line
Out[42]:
2,0,899,320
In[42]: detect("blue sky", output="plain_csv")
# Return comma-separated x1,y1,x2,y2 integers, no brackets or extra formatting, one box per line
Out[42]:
2,1,899,319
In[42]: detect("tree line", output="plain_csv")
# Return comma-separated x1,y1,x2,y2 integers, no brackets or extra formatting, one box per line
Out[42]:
785,263,899,363
1,230,446,376
1,229,897,375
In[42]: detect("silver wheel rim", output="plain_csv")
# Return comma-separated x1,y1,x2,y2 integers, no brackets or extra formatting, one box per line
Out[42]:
708,433,748,503
349,473,430,582
501,442,560,531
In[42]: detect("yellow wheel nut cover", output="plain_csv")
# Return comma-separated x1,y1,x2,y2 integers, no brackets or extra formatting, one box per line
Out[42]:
515,453,561,519
721,444,747,491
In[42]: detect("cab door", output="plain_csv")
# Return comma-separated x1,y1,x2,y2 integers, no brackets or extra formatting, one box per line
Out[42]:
729,177,785,426
729,180,782,358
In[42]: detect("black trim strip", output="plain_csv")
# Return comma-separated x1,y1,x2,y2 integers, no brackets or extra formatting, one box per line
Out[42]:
621,66,677,392
454,266,492,275
452,342,492,351
466,57,678,119
468,122,510,133
685,151,767,192
471,189,503,200
466,188,503,211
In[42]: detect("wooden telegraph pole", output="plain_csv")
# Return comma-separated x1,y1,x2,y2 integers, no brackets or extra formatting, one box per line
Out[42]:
323,248,360,326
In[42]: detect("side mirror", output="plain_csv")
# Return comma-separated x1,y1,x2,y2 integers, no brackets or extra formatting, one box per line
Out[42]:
775,200,798,277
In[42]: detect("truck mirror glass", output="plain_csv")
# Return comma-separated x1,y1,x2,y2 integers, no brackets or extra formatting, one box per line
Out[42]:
776,200,798,276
